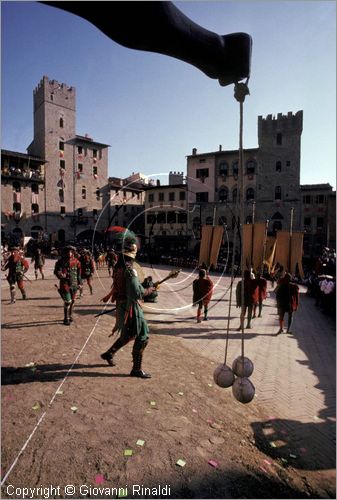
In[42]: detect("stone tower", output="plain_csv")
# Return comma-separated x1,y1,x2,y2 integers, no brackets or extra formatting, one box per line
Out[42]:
27,76,76,230
256,111,303,232
27,76,109,241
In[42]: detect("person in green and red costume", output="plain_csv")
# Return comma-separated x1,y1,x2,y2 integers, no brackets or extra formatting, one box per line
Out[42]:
100,227,157,379
54,246,82,325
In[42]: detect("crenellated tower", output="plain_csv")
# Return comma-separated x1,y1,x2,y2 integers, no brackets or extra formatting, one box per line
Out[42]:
256,111,303,231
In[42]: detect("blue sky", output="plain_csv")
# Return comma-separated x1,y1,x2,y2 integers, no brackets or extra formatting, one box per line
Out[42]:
1,1,336,188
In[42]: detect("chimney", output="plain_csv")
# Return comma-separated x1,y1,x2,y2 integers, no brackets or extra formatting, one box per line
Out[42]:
219,145,222,151
192,148,197,155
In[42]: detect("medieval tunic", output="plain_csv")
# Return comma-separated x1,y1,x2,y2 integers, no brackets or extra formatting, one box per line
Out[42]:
54,256,82,302
112,266,149,342
193,276,214,306
276,282,299,313
5,253,29,289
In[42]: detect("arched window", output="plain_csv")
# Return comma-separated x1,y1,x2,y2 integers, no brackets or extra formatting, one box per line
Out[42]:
206,216,213,225
31,225,43,239
32,203,39,214
82,186,86,200
275,186,282,200
193,216,200,232
246,188,255,201
232,161,239,176
246,160,256,175
59,117,64,128
273,221,282,232
276,161,282,172
58,229,66,242
219,187,228,202
167,211,176,224
219,162,228,176
59,189,64,203
13,202,21,213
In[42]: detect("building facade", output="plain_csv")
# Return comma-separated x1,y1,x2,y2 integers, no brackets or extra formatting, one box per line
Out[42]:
3,75,111,245
187,111,303,242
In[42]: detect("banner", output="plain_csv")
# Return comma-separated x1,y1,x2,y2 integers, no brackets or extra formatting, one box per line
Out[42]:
199,225,224,268
242,222,267,271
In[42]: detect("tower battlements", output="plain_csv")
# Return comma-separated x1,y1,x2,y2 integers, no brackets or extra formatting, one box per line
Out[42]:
258,110,303,133
33,75,76,111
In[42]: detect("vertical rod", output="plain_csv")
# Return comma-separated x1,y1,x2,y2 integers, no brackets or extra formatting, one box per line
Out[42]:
289,207,294,274
239,100,245,358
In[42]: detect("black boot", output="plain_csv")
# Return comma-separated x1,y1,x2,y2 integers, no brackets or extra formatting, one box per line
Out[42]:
100,336,130,366
130,340,151,378
63,304,70,326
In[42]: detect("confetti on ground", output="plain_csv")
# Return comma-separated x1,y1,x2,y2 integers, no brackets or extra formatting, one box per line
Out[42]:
313,416,320,421
25,362,35,367
190,371,195,375
176,459,186,467
56,390,64,395
260,466,268,474
70,406,78,412
289,454,297,459
150,401,156,406
32,403,40,410
136,440,145,446
268,416,276,420
269,442,276,448
207,383,213,387
206,419,213,424
208,460,219,468
192,408,198,413
178,392,184,396
281,458,288,463
94,475,104,484
263,459,272,466
124,449,133,456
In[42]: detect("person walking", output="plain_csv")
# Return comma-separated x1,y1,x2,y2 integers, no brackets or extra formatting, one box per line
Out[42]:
54,246,82,325
252,272,268,318
275,273,299,334
31,247,45,280
236,270,259,330
100,229,156,378
79,249,95,296
192,268,214,322
2,246,29,303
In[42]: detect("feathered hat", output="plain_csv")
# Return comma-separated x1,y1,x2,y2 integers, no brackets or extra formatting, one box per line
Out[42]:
105,226,138,259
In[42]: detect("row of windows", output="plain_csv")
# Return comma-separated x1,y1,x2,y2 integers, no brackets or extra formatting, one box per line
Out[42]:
195,186,284,203
191,216,284,232
11,181,39,193
303,194,327,204
111,189,141,200
148,191,186,203
303,217,325,228
196,159,291,179
146,212,188,224
58,141,102,160
60,160,99,177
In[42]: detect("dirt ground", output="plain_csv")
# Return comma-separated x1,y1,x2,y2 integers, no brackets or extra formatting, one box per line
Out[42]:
1,265,335,499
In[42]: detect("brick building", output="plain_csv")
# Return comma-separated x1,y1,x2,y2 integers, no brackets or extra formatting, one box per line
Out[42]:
2,76,110,246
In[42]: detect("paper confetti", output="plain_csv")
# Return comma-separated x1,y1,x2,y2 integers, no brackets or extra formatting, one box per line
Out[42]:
124,449,133,456
56,390,64,395
178,392,184,396
192,408,198,413
32,403,40,410
263,459,272,466
269,442,276,448
150,401,156,406
208,460,219,468
25,362,35,367
207,383,213,387
289,454,297,459
206,419,213,424
94,475,104,484
190,371,195,375
136,440,145,446
281,458,288,463
176,459,186,467
70,406,78,412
